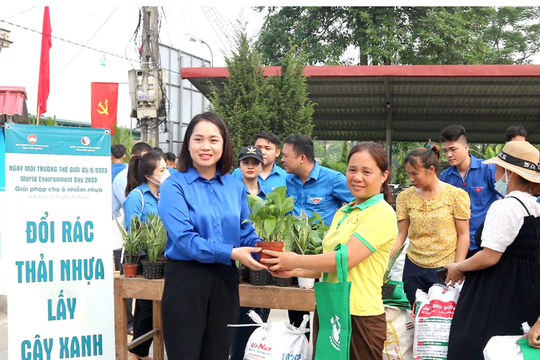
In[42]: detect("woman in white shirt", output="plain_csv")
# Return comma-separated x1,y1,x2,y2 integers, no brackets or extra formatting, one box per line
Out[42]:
445,140,540,360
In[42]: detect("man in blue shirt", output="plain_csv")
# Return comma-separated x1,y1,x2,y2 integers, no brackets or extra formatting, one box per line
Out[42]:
439,125,500,256
281,134,353,332
282,134,353,227
111,144,127,183
232,131,287,191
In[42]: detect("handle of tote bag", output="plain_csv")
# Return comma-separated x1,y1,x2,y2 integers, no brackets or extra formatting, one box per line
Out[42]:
322,244,348,283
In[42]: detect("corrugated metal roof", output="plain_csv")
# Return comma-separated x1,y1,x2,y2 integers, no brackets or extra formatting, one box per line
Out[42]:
0,86,27,116
181,65,540,144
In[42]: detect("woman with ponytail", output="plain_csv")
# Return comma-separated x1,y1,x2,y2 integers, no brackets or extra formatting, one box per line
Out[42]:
124,150,170,360
391,141,471,305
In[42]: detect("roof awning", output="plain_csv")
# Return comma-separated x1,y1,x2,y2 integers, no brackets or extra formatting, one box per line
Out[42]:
0,86,27,116
181,65,540,144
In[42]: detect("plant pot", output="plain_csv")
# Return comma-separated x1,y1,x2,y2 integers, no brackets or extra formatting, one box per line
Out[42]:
141,260,165,279
297,277,315,289
122,263,138,278
257,241,285,262
273,276,295,287
238,265,250,283
249,269,273,286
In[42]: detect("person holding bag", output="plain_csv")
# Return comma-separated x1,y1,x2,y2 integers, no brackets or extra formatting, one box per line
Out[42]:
264,142,398,360
444,140,540,360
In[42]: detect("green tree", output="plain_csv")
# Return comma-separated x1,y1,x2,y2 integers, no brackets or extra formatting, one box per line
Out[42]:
265,44,315,142
209,25,314,159
340,141,349,163
255,7,540,66
209,23,271,158
112,124,136,162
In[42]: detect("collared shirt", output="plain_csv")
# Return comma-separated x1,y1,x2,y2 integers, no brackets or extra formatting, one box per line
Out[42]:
286,162,353,226
123,182,159,232
158,165,262,265
232,162,287,191
241,178,271,201
112,166,128,218
396,184,471,267
111,163,126,183
440,154,499,250
323,194,398,316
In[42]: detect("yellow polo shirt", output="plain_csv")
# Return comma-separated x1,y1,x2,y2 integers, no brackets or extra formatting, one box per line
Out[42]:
323,194,397,316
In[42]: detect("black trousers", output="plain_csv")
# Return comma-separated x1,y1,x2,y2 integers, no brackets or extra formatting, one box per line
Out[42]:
162,260,239,360
130,300,153,356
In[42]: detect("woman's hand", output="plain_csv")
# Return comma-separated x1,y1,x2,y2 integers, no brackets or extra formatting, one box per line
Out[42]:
268,269,296,278
260,250,299,271
231,247,267,271
444,263,465,287
528,318,540,348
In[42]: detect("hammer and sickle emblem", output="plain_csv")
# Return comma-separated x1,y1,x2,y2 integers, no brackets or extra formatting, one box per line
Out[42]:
97,100,109,115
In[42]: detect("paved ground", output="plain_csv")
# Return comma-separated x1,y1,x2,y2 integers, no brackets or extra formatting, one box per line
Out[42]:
0,296,309,359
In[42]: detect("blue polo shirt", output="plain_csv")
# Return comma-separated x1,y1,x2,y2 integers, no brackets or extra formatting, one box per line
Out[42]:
440,154,500,250
123,182,159,232
232,163,287,191
286,162,353,226
111,163,126,183
241,178,271,201
158,166,262,265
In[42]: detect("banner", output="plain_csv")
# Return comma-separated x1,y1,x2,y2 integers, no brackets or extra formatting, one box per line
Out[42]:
37,6,52,120
4,124,115,359
91,82,119,134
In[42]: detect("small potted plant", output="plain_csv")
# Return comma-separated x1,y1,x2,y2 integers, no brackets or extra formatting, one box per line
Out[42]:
140,214,167,279
292,211,327,289
116,217,145,278
245,185,296,286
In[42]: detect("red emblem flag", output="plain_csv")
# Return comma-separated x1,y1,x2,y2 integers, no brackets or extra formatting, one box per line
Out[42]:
37,6,52,121
91,82,119,134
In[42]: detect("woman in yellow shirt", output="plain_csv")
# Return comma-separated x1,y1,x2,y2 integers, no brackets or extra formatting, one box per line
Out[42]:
391,141,470,305
263,142,397,360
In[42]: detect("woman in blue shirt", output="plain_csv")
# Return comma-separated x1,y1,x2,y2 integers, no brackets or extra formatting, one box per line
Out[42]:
158,112,267,360
124,150,169,360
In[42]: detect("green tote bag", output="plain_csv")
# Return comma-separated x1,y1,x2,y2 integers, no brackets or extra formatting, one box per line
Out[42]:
314,243,352,360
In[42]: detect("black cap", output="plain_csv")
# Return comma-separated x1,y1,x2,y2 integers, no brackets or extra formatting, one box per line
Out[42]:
238,145,263,163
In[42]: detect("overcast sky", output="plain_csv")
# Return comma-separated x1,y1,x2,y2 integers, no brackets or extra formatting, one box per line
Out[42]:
0,5,264,128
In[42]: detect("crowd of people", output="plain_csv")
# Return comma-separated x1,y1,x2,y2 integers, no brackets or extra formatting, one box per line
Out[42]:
112,113,540,360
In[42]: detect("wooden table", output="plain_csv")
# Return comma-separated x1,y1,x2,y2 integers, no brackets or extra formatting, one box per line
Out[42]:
114,276,316,360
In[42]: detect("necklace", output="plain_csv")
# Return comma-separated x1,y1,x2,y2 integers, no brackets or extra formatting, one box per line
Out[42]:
460,168,470,187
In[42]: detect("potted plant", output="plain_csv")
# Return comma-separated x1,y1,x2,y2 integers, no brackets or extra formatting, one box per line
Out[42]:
116,217,145,277
291,211,328,289
140,214,167,279
245,185,297,286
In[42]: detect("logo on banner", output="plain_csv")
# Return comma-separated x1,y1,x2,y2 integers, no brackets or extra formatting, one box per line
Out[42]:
81,137,91,146
27,134,37,144
311,197,323,204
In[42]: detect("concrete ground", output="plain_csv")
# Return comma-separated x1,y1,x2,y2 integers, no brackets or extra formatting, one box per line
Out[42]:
0,296,309,359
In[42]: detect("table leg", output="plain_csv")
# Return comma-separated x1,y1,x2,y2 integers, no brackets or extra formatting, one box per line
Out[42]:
152,300,164,360
114,280,128,360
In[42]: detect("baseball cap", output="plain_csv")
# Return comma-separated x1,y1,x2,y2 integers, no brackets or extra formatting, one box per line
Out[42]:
238,145,264,163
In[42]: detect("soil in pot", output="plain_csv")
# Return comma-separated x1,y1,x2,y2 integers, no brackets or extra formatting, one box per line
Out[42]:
249,269,273,286
257,241,284,262
122,264,138,278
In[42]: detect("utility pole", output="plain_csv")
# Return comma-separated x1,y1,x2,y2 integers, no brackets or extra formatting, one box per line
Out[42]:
141,6,160,146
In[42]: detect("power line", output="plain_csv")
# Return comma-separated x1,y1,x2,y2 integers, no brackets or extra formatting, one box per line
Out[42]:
51,7,118,79
0,17,182,76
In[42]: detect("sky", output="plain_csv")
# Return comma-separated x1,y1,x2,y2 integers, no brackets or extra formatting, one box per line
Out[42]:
1,4,540,130
0,5,265,128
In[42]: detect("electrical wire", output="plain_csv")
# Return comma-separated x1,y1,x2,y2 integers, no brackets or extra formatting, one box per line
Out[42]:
50,7,118,79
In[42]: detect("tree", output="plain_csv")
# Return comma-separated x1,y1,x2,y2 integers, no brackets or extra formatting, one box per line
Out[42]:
209,23,271,157
255,7,540,66
209,25,314,159
265,44,315,142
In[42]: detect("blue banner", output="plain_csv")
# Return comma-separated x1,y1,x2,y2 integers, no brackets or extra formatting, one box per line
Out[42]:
4,123,110,156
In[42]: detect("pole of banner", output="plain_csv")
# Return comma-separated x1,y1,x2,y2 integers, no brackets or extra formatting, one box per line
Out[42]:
36,105,41,125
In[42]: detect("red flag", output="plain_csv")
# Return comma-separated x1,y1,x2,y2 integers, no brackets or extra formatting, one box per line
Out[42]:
37,6,52,121
91,82,119,134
